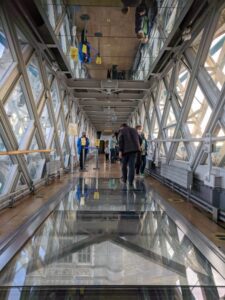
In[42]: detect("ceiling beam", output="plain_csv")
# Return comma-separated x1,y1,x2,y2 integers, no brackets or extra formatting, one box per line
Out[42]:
74,92,144,100
86,111,130,115
80,102,137,107
67,79,150,91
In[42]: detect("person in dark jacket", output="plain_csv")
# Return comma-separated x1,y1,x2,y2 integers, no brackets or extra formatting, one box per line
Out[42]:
121,0,142,14
77,132,90,171
140,132,148,175
135,125,143,175
119,123,141,187
135,2,149,43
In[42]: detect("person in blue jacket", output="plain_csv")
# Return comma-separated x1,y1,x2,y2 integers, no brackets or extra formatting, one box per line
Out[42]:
77,131,90,170
79,29,91,64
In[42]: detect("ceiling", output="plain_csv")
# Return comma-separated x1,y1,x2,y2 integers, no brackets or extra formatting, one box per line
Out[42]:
66,0,142,133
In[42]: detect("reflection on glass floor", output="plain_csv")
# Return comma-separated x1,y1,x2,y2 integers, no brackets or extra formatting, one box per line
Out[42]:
0,178,225,300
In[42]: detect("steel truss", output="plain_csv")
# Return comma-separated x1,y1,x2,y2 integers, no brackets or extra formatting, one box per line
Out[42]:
0,1,96,209
129,0,225,195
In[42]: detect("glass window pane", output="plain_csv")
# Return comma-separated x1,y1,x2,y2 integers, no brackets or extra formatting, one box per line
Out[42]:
192,30,203,54
16,174,27,191
40,104,53,142
0,135,13,194
16,28,29,51
176,62,190,103
0,16,14,83
151,117,159,139
46,65,54,85
166,105,176,127
54,0,63,22
62,142,69,167
26,136,44,181
27,55,43,103
204,9,225,90
157,82,168,119
175,142,188,161
4,80,32,144
209,125,225,168
186,85,212,139
50,80,60,115
63,96,68,117
40,0,56,29
50,139,60,161
57,115,64,136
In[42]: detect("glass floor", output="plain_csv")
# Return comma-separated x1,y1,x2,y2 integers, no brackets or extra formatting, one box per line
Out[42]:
0,177,225,300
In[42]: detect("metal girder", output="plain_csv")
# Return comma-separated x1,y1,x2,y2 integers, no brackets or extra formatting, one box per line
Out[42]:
87,111,131,115
74,92,144,100
67,79,150,91
167,8,219,165
80,101,138,107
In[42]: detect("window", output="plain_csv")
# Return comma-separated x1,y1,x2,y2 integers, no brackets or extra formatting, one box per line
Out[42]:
16,27,30,51
41,0,56,29
151,117,159,139
27,55,43,103
77,247,91,264
57,114,64,140
40,104,53,143
16,174,27,191
26,136,45,181
186,85,212,140
50,80,61,115
0,135,13,194
0,15,14,83
157,82,168,119
176,62,190,103
46,65,54,85
63,95,69,117
50,139,60,161
62,142,69,167
175,142,188,161
204,9,225,90
4,80,32,145
208,125,225,168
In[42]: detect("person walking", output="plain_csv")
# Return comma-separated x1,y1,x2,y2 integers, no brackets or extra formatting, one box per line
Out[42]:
140,132,148,176
109,133,117,163
77,131,90,171
135,125,143,176
119,123,141,188
105,141,110,162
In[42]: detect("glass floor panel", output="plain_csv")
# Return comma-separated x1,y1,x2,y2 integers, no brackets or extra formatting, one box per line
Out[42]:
0,178,225,300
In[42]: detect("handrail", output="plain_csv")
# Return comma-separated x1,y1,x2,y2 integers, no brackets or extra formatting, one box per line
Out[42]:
148,136,225,143
0,149,54,156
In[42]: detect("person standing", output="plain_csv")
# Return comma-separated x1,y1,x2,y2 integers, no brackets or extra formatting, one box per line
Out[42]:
121,0,142,14
119,123,141,187
135,125,143,176
105,141,110,162
109,133,117,163
140,132,148,175
77,132,90,171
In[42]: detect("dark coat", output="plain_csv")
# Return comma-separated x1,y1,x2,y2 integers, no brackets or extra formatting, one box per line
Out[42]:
119,126,141,155
122,0,142,7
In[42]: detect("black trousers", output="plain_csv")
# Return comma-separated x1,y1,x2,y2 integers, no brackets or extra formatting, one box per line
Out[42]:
140,155,146,174
79,148,87,170
110,148,116,163
135,151,142,175
121,152,137,185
